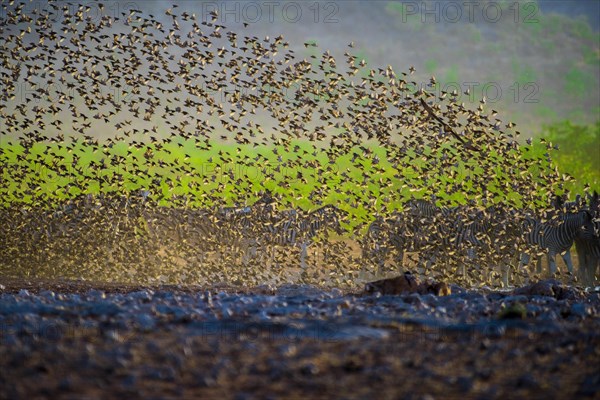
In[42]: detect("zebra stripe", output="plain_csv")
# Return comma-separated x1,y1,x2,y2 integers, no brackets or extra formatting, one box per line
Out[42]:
213,205,259,263
361,214,405,273
403,202,491,276
406,198,451,219
575,218,600,286
362,216,391,272
521,210,594,275
262,205,345,268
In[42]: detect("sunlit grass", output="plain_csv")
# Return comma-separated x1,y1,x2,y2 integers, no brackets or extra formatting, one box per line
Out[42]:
0,129,579,229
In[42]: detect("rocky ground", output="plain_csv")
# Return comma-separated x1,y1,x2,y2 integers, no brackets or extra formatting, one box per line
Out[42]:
0,277,599,399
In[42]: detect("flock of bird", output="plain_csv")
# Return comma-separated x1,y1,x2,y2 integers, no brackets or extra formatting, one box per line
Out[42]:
361,194,600,287
0,1,597,287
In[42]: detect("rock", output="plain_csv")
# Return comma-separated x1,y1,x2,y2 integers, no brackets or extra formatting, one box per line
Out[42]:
144,366,176,381
135,313,156,331
418,281,452,296
516,373,539,389
121,375,137,388
276,284,325,297
403,293,423,305
254,284,276,294
83,302,121,317
502,295,528,303
129,290,153,302
525,304,542,317
497,303,527,320
476,368,492,381
577,374,600,397
513,279,585,300
203,291,213,307
456,376,474,392
364,272,421,295
86,289,106,299
449,284,467,294
58,378,72,391
300,362,319,376
568,303,591,318
39,290,55,299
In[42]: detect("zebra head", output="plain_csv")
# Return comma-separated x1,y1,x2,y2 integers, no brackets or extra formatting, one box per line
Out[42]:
570,209,596,237
588,191,599,217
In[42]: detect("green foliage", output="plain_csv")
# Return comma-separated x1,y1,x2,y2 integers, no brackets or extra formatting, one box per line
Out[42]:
470,26,482,43
564,67,595,98
444,64,459,84
534,104,557,120
424,59,437,74
0,129,571,223
569,17,595,41
583,47,600,67
385,0,598,131
538,120,600,193
511,59,537,86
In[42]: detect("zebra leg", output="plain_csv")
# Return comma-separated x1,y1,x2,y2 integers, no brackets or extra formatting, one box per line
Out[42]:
466,247,480,279
519,252,529,270
582,252,592,287
560,249,574,275
377,247,386,275
582,251,599,287
396,249,404,272
547,252,558,275
586,252,596,286
300,242,308,269
459,263,466,278
501,263,511,288
536,255,543,274
270,245,276,268
576,245,587,284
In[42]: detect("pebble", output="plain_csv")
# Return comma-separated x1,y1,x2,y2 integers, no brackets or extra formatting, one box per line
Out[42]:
502,295,528,303
569,303,592,318
516,373,539,389
0,283,597,343
135,313,156,331
84,302,121,317
300,362,319,376
456,376,474,392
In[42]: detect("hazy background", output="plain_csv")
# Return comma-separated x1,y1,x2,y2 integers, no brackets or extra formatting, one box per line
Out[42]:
112,0,599,134
2,0,599,137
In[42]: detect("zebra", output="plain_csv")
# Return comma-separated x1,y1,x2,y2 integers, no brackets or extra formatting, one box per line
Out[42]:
519,209,595,276
261,208,300,265
262,205,346,269
295,205,346,268
575,220,600,287
406,198,446,219
210,191,279,264
403,199,489,277
212,205,257,263
361,216,391,273
446,207,493,278
575,192,600,286
361,213,406,274
483,206,530,287
403,198,449,256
